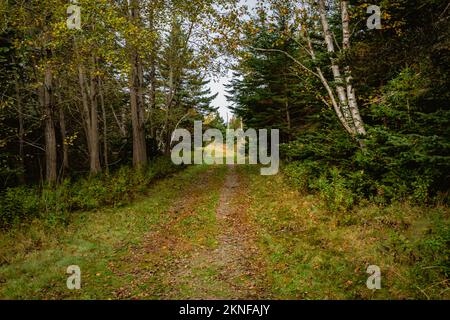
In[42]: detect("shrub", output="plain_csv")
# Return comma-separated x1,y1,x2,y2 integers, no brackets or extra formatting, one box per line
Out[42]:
0,157,182,229
283,161,310,192
313,168,354,212
280,68,450,207
0,186,40,227
283,161,355,212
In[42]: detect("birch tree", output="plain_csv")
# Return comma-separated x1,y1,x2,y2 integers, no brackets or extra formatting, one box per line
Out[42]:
246,0,367,146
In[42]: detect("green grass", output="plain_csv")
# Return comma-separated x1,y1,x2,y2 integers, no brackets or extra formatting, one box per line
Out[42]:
239,165,449,300
0,164,222,299
1,163,448,300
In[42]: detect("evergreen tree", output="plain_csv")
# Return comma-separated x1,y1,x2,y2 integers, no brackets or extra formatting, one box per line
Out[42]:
227,3,321,142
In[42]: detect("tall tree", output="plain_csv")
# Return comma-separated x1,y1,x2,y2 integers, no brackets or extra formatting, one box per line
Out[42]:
41,60,57,184
128,0,148,168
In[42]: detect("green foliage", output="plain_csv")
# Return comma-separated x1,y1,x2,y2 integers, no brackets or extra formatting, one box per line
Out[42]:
245,165,450,299
228,0,450,212
0,0,225,188
282,65,449,209
283,161,311,192
228,5,322,141
313,168,355,213
284,162,354,212
0,187,40,227
0,158,180,229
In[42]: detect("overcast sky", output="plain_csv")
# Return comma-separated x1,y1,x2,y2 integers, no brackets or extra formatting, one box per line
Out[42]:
208,71,234,122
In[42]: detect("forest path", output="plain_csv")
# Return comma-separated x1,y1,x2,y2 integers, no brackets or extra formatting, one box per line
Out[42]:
111,164,268,299
0,149,272,299
162,165,268,299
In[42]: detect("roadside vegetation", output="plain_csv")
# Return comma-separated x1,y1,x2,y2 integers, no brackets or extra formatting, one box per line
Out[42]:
0,158,180,229
1,164,448,299
242,165,449,299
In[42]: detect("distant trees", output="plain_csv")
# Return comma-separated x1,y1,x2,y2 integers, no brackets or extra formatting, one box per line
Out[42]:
157,17,218,154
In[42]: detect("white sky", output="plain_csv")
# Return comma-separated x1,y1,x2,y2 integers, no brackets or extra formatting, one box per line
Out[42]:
207,0,258,122
208,71,234,122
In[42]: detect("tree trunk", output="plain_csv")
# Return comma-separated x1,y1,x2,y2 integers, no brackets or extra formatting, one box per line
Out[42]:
318,0,355,135
110,104,127,138
15,74,25,183
158,65,174,153
283,73,291,138
148,5,157,139
88,65,101,174
121,108,128,137
341,1,351,51
130,56,148,168
58,98,69,174
341,0,367,137
41,66,57,184
129,0,148,168
303,30,354,134
78,63,101,175
78,64,91,153
99,77,108,171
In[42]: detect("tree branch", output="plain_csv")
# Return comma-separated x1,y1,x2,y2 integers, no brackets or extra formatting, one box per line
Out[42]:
249,46,320,79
